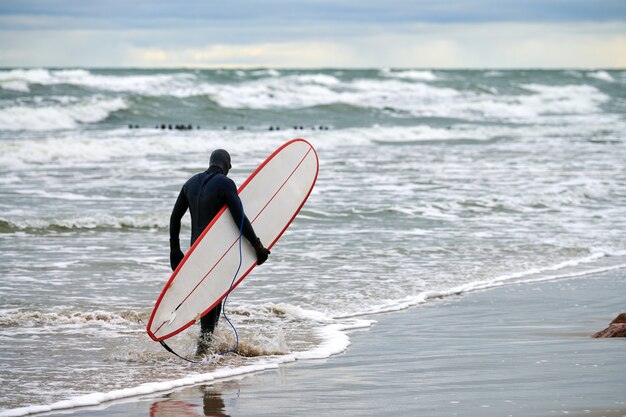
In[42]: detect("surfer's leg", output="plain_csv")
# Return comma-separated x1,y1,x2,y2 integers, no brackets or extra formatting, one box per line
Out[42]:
197,302,221,355
200,301,222,335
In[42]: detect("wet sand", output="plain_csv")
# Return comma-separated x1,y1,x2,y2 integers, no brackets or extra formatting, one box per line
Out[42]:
38,271,626,417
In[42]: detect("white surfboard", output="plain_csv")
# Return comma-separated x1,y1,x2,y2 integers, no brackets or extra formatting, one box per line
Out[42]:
147,139,319,342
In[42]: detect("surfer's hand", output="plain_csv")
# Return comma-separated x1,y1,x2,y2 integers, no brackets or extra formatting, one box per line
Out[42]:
169,238,184,271
253,239,270,265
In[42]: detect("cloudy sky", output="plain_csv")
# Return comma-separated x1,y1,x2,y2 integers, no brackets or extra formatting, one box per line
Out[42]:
1,0,625,68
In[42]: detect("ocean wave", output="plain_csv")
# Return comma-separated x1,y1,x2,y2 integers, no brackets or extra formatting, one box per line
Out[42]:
0,69,52,92
368,124,485,143
337,185,616,222
235,69,281,78
0,69,611,124
249,68,281,77
0,68,201,97
447,253,625,294
211,73,348,108
211,76,458,110
380,69,439,81
0,309,147,329
209,76,608,122
0,69,339,99
484,70,504,77
519,84,609,115
0,129,284,169
2,120,622,171
586,70,615,82
348,121,623,148
337,251,625,318
0,97,126,131
0,214,168,233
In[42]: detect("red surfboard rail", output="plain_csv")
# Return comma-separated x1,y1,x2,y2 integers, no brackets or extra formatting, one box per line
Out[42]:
147,138,319,342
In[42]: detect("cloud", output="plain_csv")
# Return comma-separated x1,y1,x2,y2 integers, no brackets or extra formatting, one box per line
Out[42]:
149,22,626,69
2,0,626,26
1,3,625,68
134,42,355,67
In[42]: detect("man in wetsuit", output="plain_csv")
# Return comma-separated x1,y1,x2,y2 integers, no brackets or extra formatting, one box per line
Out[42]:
169,149,270,347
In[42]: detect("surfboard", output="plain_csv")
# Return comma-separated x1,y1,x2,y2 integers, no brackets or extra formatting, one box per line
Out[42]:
147,138,319,342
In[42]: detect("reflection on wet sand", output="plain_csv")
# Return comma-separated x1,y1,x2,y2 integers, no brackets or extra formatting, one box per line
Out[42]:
149,385,230,417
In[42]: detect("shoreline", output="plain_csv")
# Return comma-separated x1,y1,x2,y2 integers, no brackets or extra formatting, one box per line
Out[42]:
4,269,625,417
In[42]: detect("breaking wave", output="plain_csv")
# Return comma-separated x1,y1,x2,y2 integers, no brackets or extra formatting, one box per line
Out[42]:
0,214,168,233
0,97,127,131
0,309,147,328
380,68,440,81
0,69,612,125
0,68,199,96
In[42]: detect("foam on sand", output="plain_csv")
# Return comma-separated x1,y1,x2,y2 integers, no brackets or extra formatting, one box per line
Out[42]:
338,251,626,318
0,317,375,417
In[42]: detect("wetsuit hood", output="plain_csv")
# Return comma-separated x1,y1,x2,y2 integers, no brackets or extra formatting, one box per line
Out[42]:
209,149,231,175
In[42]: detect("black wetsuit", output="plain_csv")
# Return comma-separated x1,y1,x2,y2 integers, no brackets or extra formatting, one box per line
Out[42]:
170,166,258,335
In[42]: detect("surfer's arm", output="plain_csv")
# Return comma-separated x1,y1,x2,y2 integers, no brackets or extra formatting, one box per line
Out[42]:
169,188,188,270
228,196,271,265
169,188,188,242
222,178,270,265
225,192,258,244
218,178,256,243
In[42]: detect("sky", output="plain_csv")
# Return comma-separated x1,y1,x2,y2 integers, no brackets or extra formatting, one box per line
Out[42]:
0,0,625,68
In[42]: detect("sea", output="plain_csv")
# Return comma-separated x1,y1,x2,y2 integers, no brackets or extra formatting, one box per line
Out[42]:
0,68,625,415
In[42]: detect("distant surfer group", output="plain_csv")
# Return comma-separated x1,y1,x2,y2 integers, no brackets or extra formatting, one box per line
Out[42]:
269,125,331,131
128,124,198,130
127,124,331,131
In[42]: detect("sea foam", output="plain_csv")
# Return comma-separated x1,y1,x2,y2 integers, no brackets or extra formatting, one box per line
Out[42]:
336,251,626,318
0,97,126,131
1,251,623,416
0,69,609,125
208,76,608,123
586,70,615,82
0,69,200,96
0,313,373,417
380,69,440,81
0,213,168,233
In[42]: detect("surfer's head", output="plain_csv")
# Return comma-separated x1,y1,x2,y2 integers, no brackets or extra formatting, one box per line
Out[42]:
209,149,232,175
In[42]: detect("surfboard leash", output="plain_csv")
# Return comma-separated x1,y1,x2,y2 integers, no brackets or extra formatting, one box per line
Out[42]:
159,340,203,364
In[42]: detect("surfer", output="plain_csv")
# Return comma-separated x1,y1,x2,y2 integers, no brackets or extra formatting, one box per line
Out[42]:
169,149,270,352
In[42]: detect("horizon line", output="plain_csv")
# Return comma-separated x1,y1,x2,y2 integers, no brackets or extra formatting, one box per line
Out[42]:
1,65,624,70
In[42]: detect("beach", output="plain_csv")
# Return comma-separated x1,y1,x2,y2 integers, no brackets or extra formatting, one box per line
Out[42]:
20,269,623,417
1,68,625,416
